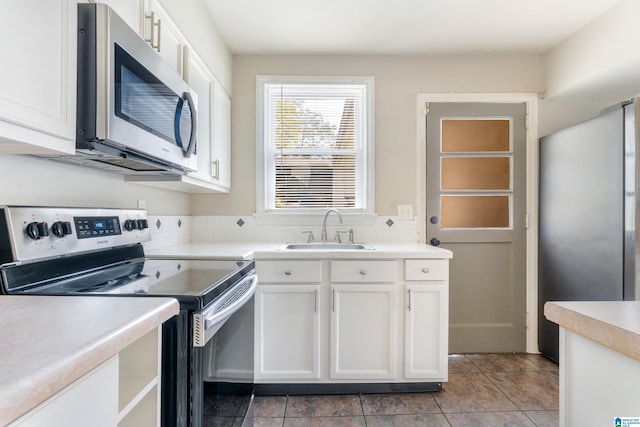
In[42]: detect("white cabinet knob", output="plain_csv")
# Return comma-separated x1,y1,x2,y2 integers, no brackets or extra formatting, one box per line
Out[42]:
284,271,292,276
422,268,430,273
359,269,368,275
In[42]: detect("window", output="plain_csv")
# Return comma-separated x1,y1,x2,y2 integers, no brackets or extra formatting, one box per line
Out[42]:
257,76,374,215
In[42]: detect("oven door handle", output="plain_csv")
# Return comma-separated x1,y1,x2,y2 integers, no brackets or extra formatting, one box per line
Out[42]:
192,273,258,347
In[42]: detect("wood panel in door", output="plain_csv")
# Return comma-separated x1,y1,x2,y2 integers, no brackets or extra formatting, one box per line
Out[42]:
426,102,527,353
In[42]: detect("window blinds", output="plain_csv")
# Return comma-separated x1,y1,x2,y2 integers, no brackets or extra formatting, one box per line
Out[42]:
264,83,367,210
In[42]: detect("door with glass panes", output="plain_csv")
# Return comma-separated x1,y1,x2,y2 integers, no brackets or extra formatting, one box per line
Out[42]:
426,102,527,353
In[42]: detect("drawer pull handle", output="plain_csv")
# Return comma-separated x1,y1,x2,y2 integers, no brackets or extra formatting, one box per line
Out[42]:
359,269,368,275
422,268,430,273
284,271,292,276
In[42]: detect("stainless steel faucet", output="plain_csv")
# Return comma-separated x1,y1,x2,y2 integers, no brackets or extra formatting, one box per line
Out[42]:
321,208,343,241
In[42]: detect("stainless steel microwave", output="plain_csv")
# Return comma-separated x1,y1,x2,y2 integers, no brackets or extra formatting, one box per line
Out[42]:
42,3,198,176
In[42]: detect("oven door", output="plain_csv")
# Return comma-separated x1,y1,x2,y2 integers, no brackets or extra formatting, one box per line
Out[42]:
191,273,257,427
193,273,258,347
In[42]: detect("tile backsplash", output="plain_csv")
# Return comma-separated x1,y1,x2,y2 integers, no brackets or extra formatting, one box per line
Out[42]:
144,215,191,250
188,216,418,244
147,215,418,249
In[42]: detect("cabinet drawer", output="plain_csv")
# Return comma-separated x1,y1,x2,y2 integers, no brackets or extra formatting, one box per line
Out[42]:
405,260,447,281
330,261,396,283
256,261,322,283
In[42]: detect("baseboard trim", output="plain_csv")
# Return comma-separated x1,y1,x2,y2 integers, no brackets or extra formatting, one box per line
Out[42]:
254,382,442,395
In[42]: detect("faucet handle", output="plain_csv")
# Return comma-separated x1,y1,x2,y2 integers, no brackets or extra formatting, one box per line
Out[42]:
335,230,348,243
302,230,315,243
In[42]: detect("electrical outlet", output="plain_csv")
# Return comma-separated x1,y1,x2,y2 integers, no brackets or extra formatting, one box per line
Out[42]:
397,204,413,220
137,199,146,209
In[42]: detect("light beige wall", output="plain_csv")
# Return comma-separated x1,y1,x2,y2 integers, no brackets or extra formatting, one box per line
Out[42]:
537,98,612,137
191,54,544,216
544,0,640,102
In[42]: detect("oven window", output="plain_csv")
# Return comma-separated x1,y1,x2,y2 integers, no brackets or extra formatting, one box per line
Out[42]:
114,44,191,146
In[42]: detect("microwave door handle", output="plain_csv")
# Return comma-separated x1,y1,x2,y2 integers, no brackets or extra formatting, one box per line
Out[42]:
183,91,197,158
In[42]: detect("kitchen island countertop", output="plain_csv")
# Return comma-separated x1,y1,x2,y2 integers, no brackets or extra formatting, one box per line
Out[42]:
146,242,453,260
544,301,640,424
544,300,640,362
0,296,179,425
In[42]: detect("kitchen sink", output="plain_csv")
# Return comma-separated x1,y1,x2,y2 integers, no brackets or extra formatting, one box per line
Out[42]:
282,242,375,250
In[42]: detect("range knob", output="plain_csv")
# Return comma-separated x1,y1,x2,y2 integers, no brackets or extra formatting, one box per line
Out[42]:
124,219,137,231
51,221,73,238
136,219,148,230
26,221,49,240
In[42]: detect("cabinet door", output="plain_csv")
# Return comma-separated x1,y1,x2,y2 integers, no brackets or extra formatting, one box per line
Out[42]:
211,79,231,190
404,284,448,380
183,47,213,182
330,284,396,380
100,0,144,35
145,0,183,75
255,285,321,381
0,0,76,154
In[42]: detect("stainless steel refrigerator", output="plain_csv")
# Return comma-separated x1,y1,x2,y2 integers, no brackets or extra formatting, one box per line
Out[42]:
538,99,639,362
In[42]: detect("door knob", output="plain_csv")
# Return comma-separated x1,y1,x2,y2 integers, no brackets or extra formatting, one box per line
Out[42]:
430,237,440,247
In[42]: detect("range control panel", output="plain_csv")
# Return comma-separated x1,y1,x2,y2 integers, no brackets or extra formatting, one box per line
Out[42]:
0,206,150,264
74,216,122,239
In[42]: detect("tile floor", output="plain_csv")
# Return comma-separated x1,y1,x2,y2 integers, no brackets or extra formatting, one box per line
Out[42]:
250,353,559,427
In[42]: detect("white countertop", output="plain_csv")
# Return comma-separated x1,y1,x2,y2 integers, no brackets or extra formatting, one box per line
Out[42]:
544,301,640,362
0,296,179,425
146,242,453,260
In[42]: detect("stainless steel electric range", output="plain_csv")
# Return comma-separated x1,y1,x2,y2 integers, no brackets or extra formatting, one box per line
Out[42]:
0,206,256,427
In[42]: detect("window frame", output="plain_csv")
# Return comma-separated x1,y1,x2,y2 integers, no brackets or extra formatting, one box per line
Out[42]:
256,76,375,222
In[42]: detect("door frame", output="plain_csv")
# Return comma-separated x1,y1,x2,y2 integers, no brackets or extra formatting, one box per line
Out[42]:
416,93,539,353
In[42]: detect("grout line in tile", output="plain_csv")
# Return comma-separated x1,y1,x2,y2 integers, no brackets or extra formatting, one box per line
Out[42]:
480,370,524,411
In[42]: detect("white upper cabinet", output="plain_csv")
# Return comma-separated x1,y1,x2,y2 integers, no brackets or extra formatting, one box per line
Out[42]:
183,47,213,182
134,46,231,193
0,0,77,154
100,0,145,36
144,0,184,76
182,47,231,192
211,79,232,191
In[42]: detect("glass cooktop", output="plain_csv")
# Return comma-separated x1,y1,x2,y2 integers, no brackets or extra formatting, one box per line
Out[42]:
7,257,254,309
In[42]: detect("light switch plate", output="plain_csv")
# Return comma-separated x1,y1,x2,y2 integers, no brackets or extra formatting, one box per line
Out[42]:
397,204,413,220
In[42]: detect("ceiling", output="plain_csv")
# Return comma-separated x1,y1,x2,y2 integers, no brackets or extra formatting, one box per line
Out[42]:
204,0,621,55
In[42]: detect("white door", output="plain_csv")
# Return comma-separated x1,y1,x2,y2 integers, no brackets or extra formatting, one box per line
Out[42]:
426,102,527,353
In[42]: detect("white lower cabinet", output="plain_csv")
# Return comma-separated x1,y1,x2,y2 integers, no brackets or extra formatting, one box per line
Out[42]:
255,257,449,385
404,284,448,380
117,327,162,426
9,327,162,427
330,284,396,380
9,357,119,427
255,284,321,380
